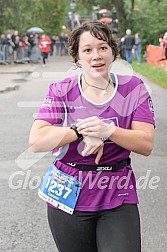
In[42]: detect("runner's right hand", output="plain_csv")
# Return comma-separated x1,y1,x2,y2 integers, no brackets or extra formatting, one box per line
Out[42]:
81,136,104,164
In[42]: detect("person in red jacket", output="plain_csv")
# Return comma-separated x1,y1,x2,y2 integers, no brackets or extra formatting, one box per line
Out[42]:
39,34,51,65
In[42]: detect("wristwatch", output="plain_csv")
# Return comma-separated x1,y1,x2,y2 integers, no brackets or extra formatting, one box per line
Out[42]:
70,124,83,140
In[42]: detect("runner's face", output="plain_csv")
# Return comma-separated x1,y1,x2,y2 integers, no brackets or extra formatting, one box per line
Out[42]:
78,31,114,80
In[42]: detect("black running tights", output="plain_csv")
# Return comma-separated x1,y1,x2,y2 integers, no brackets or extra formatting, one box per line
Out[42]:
47,204,141,252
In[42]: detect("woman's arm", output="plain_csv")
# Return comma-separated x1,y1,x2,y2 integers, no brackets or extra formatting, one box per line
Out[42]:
76,117,154,156
109,121,154,156
29,120,77,152
29,120,104,164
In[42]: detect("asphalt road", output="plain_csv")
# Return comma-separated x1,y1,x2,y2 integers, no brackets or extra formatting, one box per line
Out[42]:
0,56,167,252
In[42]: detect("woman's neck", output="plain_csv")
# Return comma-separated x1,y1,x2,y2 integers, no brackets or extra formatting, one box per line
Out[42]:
81,74,115,104
83,74,110,88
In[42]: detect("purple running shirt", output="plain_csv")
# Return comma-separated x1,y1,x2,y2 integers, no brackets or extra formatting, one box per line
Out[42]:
35,73,155,211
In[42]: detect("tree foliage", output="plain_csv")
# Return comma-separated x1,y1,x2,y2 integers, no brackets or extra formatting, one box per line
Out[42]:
131,0,167,45
84,0,167,47
0,0,166,47
0,0,67,35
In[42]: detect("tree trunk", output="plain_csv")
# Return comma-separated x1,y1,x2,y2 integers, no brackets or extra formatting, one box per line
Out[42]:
131,0,135,10
112,0,127,36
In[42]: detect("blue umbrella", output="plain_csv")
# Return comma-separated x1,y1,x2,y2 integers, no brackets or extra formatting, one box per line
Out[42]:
27,27,44,34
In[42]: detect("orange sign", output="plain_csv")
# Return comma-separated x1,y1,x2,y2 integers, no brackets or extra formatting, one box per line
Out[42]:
146,45,166,70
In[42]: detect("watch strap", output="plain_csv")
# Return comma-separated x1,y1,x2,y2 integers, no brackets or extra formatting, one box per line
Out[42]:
70,124,83,140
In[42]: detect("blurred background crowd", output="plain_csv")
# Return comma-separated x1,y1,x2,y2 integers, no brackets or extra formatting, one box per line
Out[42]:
0,0,166,67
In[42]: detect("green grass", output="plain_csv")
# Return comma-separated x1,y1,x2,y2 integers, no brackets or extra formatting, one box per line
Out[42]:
132,61,167,88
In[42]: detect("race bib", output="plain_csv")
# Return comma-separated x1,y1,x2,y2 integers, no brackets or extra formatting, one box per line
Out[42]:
38,164,81,214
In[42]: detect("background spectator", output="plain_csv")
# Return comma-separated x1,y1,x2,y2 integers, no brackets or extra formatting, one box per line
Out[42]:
50,35,56,56
123,29,135,64
160,32,167,60
119,36,126,60
134,33,142,64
